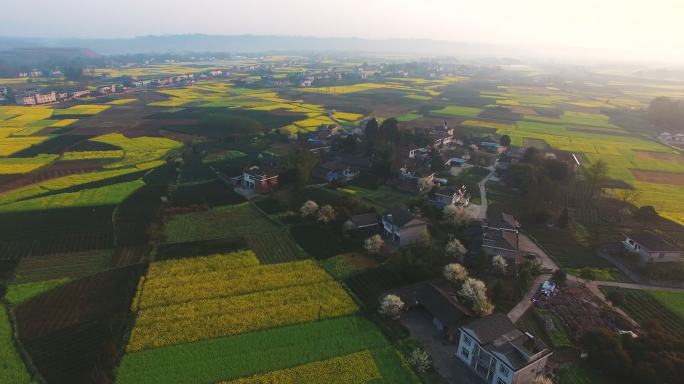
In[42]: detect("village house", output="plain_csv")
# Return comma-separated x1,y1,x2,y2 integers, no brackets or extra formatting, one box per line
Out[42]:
658,132,684,143
347,213,379,230
622,232,681,263
239,166,278,194
430,122,456,150
311,160,359,182
353,117,375,136
433,185,471,209
381,207,428,246
457,313,552,384
387,279,474,343
479,210,528,270
19,91,57,105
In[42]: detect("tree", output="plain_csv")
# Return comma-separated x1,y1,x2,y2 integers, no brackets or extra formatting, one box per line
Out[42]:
365,118,380,144
443,205,470,226
445,238,466,260
552,269,567,285
291,150,318,186
300,200,319,217
342,135,357,154
580,329,632,378
500,134,511,148
317,204,336,223
417,177,435,194
544,159,569,181
443,263,469,283
492,254,508,274
379,294,404,320
582,159,609,199
607,289,625,307
408,348,432,373
0,283,6,299
430,148,445,172
579,267,595,283
521,147,544,165
364,234,384,255
557,206,570,229
635,205,658,221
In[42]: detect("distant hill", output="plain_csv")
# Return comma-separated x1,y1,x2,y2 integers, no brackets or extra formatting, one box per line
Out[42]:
0,47,100,65
0,34,526,58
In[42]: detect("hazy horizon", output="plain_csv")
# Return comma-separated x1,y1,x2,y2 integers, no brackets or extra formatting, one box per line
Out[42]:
2,0,683,63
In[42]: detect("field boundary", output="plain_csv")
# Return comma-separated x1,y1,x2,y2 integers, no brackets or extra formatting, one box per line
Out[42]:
3,299,45,384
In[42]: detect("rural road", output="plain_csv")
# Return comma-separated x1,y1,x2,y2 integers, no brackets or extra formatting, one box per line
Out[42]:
476,166,495,219
507,274,551,323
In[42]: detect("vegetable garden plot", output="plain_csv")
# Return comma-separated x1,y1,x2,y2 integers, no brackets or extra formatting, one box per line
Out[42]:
12,249,113,283
601,287,684,339
163,203,278,243
246,230,308,263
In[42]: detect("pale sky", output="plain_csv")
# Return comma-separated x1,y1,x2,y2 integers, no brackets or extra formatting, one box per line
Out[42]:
2,0,683,61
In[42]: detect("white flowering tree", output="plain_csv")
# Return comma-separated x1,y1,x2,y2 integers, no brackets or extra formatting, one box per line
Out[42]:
409,348,432,373
364,234,384,255
300,200,319,217
378,294,405,320
445,238,466,260
443,263,469,283
317,204,336,223
417,177,435,193
533,376,554,384
492,254,508,274
458,277,495,317
443,205,470,226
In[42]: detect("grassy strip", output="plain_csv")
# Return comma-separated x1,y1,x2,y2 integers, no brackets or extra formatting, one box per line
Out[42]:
0,304,31,384
118,316,411,384
5,278,71,305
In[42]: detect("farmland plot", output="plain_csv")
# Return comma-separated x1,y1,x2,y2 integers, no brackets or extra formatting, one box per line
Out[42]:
12,249,112,282
245,230,308,263
14,264,144,384
163,203,277,243
127,255,357,351
118,316,418,384
600,287,684,338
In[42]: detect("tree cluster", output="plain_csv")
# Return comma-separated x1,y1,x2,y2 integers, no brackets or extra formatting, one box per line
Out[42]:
581,323,684,384
648,97,684,132
503,148,572,223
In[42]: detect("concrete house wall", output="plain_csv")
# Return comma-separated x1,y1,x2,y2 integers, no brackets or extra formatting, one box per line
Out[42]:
399,219,428,246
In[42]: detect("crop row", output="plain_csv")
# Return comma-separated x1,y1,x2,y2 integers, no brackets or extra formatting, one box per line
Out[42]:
136,257,329,309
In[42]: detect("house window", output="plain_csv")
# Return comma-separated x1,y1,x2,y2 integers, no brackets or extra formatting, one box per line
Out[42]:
461,348,469,359
499,364,509,377
464,335,472,346
497,379,506,384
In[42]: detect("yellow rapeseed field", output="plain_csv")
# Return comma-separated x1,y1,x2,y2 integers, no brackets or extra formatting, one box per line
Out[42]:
127,255,358,351
221,351,380,384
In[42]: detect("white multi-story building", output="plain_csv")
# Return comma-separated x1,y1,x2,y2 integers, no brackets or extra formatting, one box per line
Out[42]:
457,313,552,384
